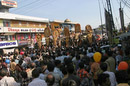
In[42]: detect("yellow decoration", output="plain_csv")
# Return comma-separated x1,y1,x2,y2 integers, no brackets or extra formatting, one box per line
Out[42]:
93,52,102,62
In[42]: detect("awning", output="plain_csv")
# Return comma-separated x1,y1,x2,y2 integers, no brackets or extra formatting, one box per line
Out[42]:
3,33,15,35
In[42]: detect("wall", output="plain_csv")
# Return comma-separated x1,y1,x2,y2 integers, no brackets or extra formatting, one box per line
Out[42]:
11,20,47,28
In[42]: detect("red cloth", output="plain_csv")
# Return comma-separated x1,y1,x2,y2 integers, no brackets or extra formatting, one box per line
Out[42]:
118,61,128,70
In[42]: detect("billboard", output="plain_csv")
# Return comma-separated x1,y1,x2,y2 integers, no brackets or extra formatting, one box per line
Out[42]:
1,0,17,8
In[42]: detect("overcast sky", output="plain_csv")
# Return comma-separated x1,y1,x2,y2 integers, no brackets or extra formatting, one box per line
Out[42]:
10,0,130,30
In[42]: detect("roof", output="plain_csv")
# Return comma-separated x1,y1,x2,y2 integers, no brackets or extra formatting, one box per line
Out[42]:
51,19,78,24
0,12,49,23
116,32,130,38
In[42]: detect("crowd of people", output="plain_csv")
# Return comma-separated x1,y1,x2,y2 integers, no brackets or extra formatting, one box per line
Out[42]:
0,42,130,86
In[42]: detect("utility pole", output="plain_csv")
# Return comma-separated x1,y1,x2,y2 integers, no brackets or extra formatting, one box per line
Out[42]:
106,0,115,30
98,0,104,40
119,2,125,33
105,0,115,44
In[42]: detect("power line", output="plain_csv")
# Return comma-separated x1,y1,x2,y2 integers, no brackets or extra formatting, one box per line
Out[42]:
120,0,130,9
10,0,42,12
117,0,130,17
101,0,105,9
20,0,57,15
124,11,130,20
111,0,120,29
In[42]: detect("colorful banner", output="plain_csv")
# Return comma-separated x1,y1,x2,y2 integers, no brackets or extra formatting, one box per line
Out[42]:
18,40,28,46
1,0,17,8
3,27,45,33
0,40,18,49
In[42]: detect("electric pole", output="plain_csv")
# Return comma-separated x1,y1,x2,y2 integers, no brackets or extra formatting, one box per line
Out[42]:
119,2,125,33
105,0,115,44
98,0,103,40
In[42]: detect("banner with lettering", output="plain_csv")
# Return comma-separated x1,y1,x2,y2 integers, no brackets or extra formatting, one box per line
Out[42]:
3,27,45,33
0,40,18,49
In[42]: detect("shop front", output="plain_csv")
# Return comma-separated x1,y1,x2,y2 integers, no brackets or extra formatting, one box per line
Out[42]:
3,27,45,47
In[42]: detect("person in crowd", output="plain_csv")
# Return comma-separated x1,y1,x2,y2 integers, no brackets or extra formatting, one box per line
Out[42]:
28,68,47,86
98,73,111,86
27,62,36,79
15,59,23,82
23,54,32,65
100,62,117,86
77,62,89,81
115,51,122,66
0,68,20,86
105,50,116,73
87,48,94,58
10,59,17,79
37,67,45,80
54,60,63,78
60,66,68,86
62,64,81,86
72,54,81,71
90,58,100,86
45,73,55,86
45,63,61,86
116,70,129,86
21,71,31,86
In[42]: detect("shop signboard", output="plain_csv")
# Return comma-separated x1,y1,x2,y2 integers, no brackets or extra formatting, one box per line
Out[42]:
18,40,28,46
0,40,18,49
1,0,17,8
3,27,44,33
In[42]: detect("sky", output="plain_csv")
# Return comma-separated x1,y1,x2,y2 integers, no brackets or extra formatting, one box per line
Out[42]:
9,0,130,30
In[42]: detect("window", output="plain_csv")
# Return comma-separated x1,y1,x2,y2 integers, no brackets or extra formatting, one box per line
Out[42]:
39,24,41,27
3,20,10,27
27,22,29,26
19,21,21,26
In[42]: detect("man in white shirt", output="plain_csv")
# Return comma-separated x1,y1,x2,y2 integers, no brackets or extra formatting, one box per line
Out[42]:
100,63,117,86
28,68,47,86
0,68,20,86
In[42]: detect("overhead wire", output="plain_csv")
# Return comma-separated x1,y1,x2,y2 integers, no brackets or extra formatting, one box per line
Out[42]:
120,0,130,9
20,0,57,15
116,0,130,27
111,0,120,29
10,0,43,12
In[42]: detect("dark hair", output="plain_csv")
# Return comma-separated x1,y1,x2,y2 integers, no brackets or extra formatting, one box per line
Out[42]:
100,63,108,71
46,73,55,86
61,66,67,75
101,56,108,62
19,59,23,65
79,62,84,69
76,54,80,60
21,71,27,79
47,63,55,72
67,65,74,74
32,68,40,78
116,70,129,83
64,58,72,66
98,73,109,86
54,60,61,66
30,62,36,69
0,68,8,77
37,67,42,73
106,50,113,57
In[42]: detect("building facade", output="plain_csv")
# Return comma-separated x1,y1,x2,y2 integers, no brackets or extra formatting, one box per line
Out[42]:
0,12,49,49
